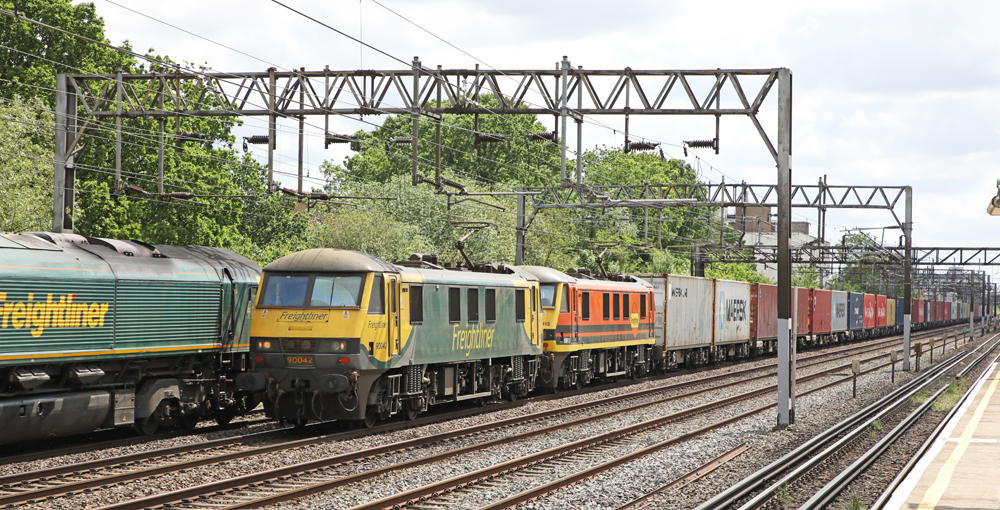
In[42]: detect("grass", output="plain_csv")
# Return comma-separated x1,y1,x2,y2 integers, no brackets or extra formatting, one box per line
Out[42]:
839,495,868,510
932,376,966,412
868,418,884,437
775,483,793,505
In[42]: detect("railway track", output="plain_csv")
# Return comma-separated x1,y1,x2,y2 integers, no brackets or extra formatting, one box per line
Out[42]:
1,324,971,510
74,327,966,510
692,332,999,510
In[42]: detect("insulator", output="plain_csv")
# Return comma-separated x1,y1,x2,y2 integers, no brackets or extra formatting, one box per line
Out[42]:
177,132,208,142
164,192,194,199
123,184,148,195
244,135,270,145
324,133,357,148
387,137,413,145
474,133,509,144
685,139,717,149
527,132,556,142
306,192,331,200
627,140,659,152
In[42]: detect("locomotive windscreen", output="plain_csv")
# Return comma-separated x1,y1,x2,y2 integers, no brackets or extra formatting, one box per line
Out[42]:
259,273,365,308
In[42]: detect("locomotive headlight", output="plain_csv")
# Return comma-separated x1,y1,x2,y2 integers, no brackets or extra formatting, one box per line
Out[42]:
253,338,281,352
318,339,349,353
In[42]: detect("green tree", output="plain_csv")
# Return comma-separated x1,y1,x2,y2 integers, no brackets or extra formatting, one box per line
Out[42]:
0,0,134,104
323,95,561,188
706,262,771,284
0,96,53,231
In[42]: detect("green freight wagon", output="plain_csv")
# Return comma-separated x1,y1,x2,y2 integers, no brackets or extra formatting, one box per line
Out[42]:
0,233,260,443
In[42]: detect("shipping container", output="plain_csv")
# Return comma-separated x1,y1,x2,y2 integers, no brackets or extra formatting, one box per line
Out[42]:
655,274,715,350
917,299,926,323
924,300,930,323
863,294,877,330
796,288,810,336
715,279,751,346
831,290,849,333
750,283,778,343
812,289,833,335
848,292,865,331
886,297,896,328
876,295,888,328
975,304,981,317
896,297,905,325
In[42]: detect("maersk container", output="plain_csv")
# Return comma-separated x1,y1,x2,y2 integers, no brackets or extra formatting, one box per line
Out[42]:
812,289,833,335
863,294,876,330
831,290,849,333
796,288,810,336
876,295,888,328
885,298,903,328
750,283,778,343
648,274,715,350
848,292,865,331
715,279,751,346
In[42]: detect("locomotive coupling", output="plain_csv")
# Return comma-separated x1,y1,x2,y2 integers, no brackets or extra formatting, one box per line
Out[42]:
319,374,350,394
235,372,266,392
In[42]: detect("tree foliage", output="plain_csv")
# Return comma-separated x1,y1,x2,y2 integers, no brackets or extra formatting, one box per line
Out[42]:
0,96,53,232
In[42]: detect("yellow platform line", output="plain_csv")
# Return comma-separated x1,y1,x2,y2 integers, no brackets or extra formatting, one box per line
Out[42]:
916,365,1000,509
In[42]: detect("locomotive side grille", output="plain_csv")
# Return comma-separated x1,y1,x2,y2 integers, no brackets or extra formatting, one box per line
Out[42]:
403,365,423,395
512,355,523,380
281,338,318,355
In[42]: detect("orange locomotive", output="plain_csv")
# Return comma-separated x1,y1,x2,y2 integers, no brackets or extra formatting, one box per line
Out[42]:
517,266,656,390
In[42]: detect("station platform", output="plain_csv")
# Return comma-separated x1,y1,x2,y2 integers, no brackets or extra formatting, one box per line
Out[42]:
883,359,1000,510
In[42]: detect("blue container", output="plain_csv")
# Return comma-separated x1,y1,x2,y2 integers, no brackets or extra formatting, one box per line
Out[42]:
895,297,905,325
848,292,865,330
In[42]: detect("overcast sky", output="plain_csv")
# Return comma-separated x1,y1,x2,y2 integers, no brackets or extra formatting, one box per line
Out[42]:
92,0,1000,281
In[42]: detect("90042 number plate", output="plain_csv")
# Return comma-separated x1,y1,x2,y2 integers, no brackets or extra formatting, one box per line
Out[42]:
285,355,314,366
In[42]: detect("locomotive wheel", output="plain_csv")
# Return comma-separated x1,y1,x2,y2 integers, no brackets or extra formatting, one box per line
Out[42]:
403,401,420,421
137,408,162,436
361,405,378,428
181,412,200,430
215,406,238,426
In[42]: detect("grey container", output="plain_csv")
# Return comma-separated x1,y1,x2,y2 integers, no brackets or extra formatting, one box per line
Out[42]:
848,292,865,330
831,290,848,333
714,279,751,345
642,274,714,350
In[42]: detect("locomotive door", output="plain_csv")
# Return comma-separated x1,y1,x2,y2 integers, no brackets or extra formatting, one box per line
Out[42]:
387,275,401,356
568,284,578,341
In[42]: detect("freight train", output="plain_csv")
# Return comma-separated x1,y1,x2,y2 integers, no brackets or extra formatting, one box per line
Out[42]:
0,232,261,445
237,248,983,428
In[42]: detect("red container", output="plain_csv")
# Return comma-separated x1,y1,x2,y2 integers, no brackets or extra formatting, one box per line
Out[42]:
863,294,876,330
811,289,833,334
913,298,924,323
931,301,940,322
796,288,810,336
975,304,981,317
750,283,778,342
876,295,887,328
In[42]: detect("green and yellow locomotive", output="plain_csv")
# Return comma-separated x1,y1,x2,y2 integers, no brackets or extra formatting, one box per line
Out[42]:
0,233,260,443
238,250,543,427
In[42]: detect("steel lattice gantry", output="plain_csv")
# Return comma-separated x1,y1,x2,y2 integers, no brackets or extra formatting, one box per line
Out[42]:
54,62,804,426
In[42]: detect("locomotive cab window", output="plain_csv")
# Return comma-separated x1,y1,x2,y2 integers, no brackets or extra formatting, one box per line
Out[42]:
582,292,590,320
640,293,647,319
311,275,363,307
449,287,462,323
515,289,526,322
409,286,424,323
540,284,557,308
485,289,497,322
368,275,385,314
560,285,569,313
259,273,363,308
468,288,479,323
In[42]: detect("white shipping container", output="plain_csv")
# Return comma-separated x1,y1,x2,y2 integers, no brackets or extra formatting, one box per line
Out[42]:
664,274,714,349
831,290,848,333
714,279,751,345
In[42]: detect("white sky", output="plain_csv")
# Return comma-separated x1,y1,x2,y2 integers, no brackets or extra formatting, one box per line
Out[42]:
92,0,1000,281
